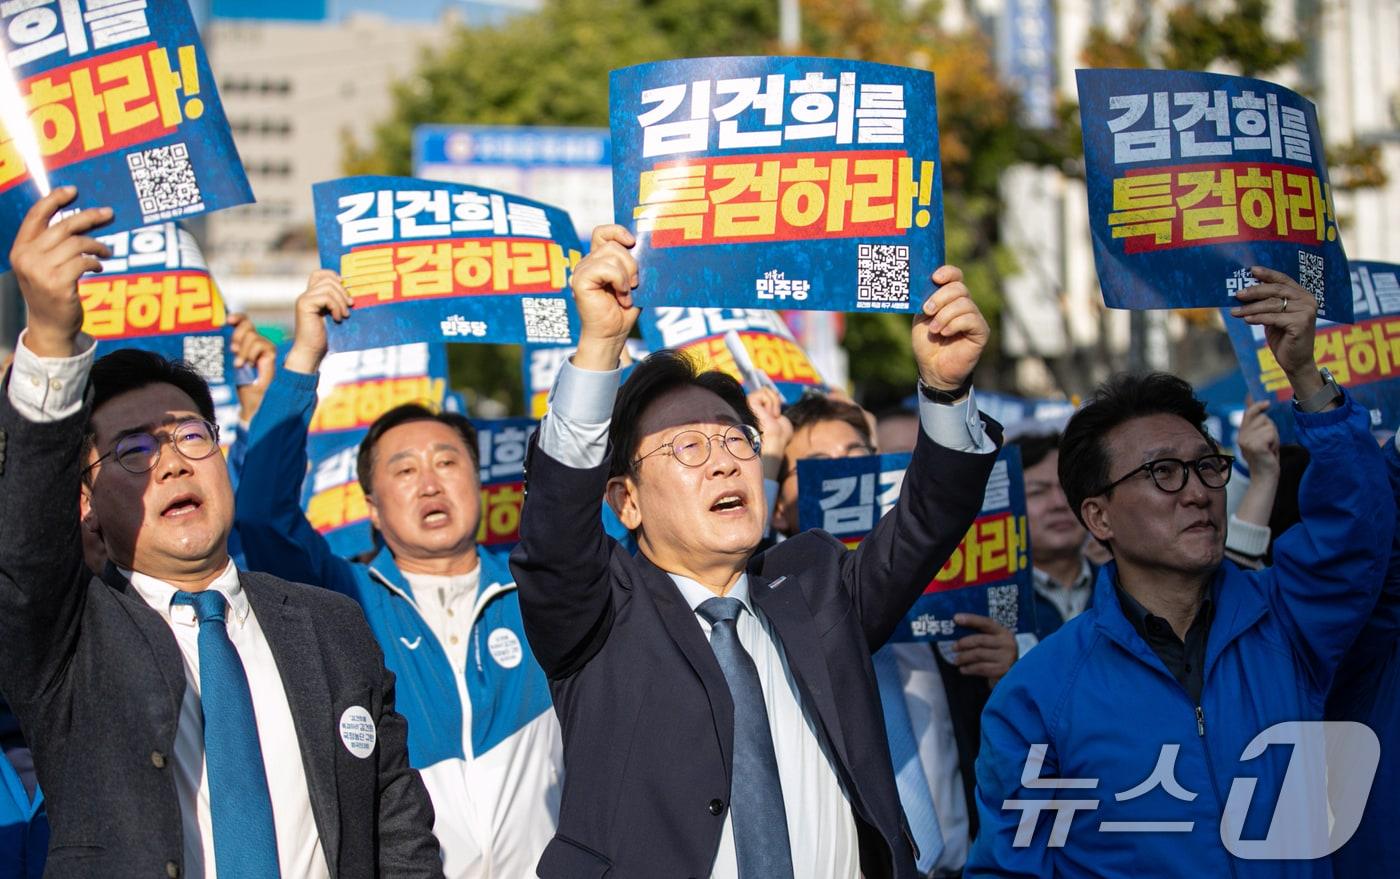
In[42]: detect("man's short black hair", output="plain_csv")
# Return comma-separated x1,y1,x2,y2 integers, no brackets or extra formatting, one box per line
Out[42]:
778,393,874,481
89,348,216,433
357,403,479,494
1058,372,1212,527
1010,431,1062,470
609,349,758,479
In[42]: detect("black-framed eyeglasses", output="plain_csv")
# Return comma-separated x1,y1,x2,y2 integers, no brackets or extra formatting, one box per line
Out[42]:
1098,453,1236,495
86,419,222,475
632,424,762,470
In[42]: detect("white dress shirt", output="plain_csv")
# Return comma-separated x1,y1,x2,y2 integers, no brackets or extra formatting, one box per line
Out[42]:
125,563,331,879
671,572,861,879
536,356,994,878
7,331,329,879
889,643,970,874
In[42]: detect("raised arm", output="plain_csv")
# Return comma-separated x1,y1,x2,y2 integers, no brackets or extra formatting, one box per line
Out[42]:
510,225,639,678
844,265,1002,647
235,273,365,597
0,187,113,706
1230,267,1394,692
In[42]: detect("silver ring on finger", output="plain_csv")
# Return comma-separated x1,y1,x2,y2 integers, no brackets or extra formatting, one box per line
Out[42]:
1278,296,1289,313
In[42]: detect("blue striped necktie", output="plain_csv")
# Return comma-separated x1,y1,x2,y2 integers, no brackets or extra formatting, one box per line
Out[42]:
697,596,794,879
172,589,281,879
874,644,944,874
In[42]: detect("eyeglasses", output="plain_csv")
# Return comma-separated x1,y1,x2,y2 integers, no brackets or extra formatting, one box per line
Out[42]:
632,424,762,470
1098,453,1236,495
87,419,222,475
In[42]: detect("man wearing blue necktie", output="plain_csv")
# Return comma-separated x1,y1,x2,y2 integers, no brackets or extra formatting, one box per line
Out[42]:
510,224,1003,878
0,188,442,878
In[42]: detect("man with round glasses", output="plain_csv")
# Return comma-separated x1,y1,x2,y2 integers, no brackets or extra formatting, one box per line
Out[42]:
0,189,441,878
967,267,1395,878
509,224,1003,878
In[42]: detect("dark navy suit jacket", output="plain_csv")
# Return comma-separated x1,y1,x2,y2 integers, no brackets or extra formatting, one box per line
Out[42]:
510,422,1001,879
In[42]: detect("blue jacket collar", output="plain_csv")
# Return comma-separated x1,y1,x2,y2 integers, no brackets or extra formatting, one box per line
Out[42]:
366,543,514,604
1092,559,1268,685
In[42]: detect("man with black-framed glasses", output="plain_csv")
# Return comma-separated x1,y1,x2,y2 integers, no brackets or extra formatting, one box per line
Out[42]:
967,267,1395,878
509,224,1003,879
0,189,441,879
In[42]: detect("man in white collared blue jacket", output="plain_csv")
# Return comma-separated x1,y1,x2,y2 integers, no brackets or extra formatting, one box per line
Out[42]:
235,272,559,879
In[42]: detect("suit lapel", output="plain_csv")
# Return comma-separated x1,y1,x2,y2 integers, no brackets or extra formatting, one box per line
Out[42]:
635,555,736,774
100,563,185,734
748,572,854,775
242,572,342,875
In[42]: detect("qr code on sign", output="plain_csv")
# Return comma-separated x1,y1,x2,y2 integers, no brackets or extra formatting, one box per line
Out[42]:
986,584,1019,632
183,335,226,385
1298,251,1326,313
522,297,570,343
857,244,910,308
128,143,205,221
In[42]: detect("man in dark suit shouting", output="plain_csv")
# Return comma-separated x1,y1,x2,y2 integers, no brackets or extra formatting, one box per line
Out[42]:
510,224,1003,879
0,187,441,878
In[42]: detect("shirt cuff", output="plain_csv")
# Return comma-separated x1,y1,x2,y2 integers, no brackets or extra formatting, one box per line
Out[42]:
536,358,623,470
917,386,996,454
1226,514,1271,558
6,330,95,422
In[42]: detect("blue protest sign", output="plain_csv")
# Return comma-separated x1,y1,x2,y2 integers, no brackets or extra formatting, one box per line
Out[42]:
1225,260,1400,435
473,417,536,550
83,221,234,385
1077,68,1351,321
306,342,450,460
302,438,375,559
638,307,825,404
312,175,583,353
0,0,252,271
796,446,1034,641
522,339,649,419
611,56,943,313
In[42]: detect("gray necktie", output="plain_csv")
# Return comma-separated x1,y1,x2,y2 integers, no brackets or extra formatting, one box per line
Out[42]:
697,596,795,879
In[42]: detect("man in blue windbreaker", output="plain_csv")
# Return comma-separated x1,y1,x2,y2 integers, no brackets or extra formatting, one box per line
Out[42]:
966,266,1394,878
235,272,560,879
1327,434,1400,876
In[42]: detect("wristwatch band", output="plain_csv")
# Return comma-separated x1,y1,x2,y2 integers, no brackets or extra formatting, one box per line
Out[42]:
1295,367,1342,413
919,374,974,405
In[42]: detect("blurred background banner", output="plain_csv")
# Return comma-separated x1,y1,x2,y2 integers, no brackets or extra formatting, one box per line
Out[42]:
1078,68,1352,321
611,55,944,314
414,124,612,241
797,445,1035,643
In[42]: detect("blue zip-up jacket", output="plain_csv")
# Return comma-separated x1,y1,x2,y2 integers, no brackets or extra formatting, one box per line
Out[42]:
967,394,1393,878
235,369,559,879
1327,438,1400,876
0,702,45,879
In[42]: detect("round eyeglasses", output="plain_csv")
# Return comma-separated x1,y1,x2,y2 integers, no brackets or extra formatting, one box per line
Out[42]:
1098,453,1235,495
87,419,222,475
632,424,762,470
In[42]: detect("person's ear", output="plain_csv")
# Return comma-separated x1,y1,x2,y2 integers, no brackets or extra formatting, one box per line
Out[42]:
606,475,641,530
1080,496,1113,545
365,491,381,532
770,494,791,535
79,483,100,537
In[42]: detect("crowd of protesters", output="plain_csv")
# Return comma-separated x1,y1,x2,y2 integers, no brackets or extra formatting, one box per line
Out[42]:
0,186,1394,879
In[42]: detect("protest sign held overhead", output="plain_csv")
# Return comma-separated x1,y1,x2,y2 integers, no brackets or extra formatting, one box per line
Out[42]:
611,56,943,313
313,175,584,353
82,220,233,386
0,0,252,271
639,307,826,404
1077,68,1352,322
307,342,450,459
1226,260,1400,434
797,446,1035,642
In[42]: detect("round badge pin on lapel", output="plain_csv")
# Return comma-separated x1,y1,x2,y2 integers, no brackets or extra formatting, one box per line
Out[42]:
339,706,376,758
